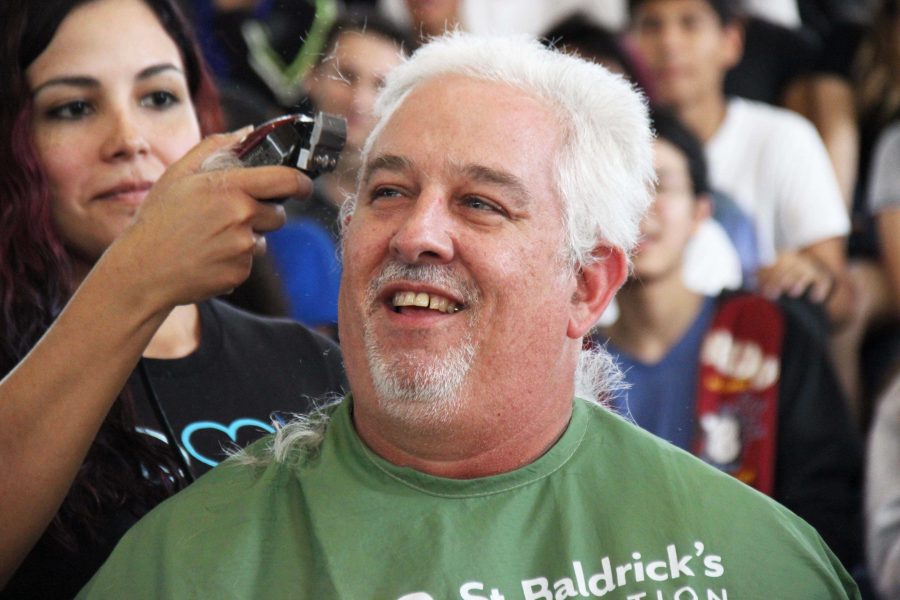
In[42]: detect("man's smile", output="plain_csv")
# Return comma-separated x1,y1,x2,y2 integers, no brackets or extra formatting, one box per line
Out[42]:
391,290,462,314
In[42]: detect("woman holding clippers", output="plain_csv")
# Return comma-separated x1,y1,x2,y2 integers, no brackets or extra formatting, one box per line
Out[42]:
0,0,345,596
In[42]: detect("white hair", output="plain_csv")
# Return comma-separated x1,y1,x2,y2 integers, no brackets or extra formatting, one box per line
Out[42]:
229,347,626,467
227,394,343,467
343,31,655,266
575,344,629,407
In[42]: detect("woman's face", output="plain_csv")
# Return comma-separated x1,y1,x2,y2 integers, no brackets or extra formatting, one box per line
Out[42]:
26,0,202,270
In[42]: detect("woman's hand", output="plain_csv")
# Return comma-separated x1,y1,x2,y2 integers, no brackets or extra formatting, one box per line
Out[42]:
105,130,313,313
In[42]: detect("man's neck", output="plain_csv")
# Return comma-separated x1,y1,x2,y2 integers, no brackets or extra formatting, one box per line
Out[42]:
605,273,705,364
675,93,729,143
350,352,579,479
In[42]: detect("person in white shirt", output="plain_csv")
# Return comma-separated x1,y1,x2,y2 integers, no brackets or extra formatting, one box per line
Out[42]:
628,0,854,327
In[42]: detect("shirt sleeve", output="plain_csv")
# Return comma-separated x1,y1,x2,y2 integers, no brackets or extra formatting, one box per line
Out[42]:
764,110,850,251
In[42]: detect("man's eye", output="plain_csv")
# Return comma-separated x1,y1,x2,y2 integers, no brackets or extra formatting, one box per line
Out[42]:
370,187,404,201
463,196,500,212
47,100,94,120
140,90,179,109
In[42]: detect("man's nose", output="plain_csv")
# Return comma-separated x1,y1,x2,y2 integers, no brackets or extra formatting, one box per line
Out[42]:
100,108,150,161
389,190,455,264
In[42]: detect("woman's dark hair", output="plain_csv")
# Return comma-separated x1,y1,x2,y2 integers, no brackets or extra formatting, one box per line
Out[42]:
650,106,710,197
0,0,223,550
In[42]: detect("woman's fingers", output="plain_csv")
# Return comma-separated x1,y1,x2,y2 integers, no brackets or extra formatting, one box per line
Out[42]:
112,131,316,307
166,128,253,177
226,164,314,202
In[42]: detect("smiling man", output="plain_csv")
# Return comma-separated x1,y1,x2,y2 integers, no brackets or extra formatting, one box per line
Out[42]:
79,33,859,600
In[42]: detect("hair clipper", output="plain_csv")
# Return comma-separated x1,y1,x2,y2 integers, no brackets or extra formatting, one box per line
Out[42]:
236,112,346,178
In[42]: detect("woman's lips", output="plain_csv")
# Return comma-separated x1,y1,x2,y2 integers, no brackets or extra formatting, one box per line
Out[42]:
95,181,153,204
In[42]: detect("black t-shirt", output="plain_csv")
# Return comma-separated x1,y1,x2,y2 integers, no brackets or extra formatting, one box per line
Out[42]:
2,300,346,599
135,299,346,477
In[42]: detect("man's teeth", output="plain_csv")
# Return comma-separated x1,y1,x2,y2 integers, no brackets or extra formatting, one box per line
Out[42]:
392,291,460,313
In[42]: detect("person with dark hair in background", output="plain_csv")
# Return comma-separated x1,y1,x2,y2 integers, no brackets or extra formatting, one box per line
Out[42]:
545,15,759,295
298,10,413,236
628,0,854,329
267,11,411,337
0,0,346,597
595,108,863,576
827,0,900,424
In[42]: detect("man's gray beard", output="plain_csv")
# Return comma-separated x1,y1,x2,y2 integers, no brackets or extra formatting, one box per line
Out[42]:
362,262,480,425
364,322,476,425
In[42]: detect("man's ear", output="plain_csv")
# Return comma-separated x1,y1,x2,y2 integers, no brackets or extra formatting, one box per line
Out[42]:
567,245,628,339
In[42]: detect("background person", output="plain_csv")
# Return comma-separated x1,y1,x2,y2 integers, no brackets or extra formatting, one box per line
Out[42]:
628,0,854,327
264,11,411,338
865,369,900,599
596,108,863,573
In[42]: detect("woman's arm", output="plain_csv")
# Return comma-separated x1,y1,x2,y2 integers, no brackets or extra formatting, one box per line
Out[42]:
0,132,309,584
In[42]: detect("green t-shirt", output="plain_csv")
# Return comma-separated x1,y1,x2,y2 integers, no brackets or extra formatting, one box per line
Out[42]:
79,398,859,599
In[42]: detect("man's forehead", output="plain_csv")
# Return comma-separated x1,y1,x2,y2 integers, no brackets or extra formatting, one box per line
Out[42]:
363,76,562,199
368,74,562,164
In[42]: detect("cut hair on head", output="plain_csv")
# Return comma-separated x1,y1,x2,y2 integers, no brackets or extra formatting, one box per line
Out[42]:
344,32,655,266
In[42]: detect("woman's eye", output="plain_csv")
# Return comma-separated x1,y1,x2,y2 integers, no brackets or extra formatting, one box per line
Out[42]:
140,90,178,109
47,100,94,120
